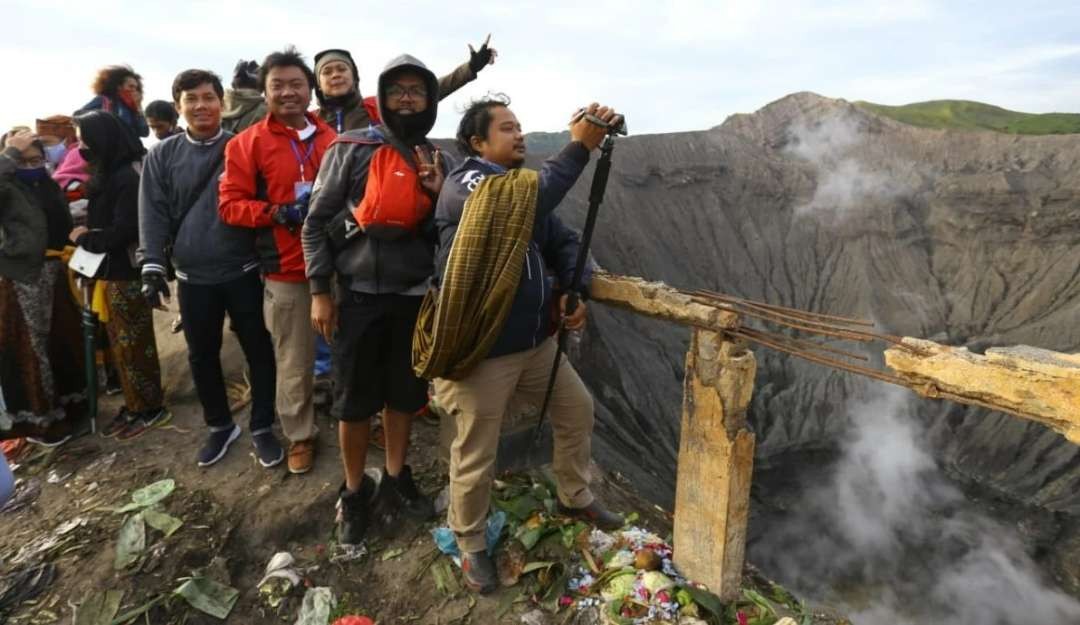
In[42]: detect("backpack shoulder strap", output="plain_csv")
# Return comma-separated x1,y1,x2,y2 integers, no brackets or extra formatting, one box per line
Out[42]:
171,136,233,237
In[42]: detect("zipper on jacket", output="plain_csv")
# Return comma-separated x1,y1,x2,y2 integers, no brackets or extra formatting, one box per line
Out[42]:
533,244,544,348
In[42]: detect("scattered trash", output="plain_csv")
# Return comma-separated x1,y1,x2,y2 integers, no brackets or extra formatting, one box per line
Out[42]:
381,547,406,561
258,552,302,610
81,451,117,474
332,618,375,625
46,468,73,484
1,478,40,513
434,485,450,515
774,619,798,625
0,563,55,618
430,559,461,596
431,509,506,566
633,548,663,571
114,513,146,570
115,478,175,513
496,541,528,587
142,507,183,537
329,543,367,564
294,587,335,625
11,528,74,566
520,608,550,625
174,576,239,619
72,589,122,625
259,552,301,587
55,516,87,536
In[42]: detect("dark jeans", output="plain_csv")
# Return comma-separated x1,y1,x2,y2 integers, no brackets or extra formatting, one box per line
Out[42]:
178,272,276,430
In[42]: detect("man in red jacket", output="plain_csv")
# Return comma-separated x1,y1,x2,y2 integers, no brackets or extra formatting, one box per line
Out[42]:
219,47,335,474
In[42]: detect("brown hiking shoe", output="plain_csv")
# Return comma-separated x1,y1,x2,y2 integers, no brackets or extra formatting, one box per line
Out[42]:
287,439,315,474
558,500,625,531
461,550,498,594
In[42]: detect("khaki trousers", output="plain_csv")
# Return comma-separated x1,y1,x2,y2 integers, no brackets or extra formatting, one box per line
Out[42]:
263,279,316,442
435,337,595,553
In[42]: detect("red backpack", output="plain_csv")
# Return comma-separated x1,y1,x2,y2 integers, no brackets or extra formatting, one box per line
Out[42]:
352,143,432,240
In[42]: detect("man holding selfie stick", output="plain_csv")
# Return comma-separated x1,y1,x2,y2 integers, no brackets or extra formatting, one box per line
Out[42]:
416,98,624,594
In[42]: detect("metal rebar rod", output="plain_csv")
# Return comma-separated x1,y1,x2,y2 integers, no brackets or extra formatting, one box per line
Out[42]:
730,328,910,388
687,289,877,327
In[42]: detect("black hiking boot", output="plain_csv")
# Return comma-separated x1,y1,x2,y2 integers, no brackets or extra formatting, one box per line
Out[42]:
336,475,377,546
558,499,625,531
461,550,498,594
378,465,436,521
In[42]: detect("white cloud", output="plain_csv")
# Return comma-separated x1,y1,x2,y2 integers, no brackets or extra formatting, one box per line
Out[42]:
3,1,1080,136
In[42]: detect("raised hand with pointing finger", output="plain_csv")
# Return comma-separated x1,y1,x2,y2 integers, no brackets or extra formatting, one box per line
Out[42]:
468,34,498,74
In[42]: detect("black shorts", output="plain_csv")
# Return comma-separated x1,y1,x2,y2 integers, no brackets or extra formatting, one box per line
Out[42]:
332,292,428,421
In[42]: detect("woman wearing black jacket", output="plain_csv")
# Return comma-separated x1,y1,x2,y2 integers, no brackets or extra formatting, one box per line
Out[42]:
0,129,84,445
72,111,166,439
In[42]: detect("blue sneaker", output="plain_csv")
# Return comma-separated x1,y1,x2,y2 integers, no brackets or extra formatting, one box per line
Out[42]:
197,424,241,467
251,428,284,468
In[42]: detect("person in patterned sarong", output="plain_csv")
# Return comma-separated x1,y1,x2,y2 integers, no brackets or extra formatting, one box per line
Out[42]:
0,128,86,446
71,112,167,440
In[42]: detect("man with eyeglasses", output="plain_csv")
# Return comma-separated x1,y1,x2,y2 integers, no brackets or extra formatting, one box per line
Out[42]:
302,56,449,546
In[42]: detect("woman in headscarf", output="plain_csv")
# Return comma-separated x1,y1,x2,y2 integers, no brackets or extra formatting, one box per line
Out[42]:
0,128,84,445
71,111,167,439
77,65,149,138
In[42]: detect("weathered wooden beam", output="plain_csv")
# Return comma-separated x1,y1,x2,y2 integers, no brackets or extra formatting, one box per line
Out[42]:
673,330,757,601
589,271,740,331
885,338,1080,444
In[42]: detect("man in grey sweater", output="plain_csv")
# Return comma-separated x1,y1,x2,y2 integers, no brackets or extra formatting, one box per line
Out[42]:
138,69,278,468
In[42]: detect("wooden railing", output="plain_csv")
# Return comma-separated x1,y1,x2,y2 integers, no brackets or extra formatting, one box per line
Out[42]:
588,271,1080,600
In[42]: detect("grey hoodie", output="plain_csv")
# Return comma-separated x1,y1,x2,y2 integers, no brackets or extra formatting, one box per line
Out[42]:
303,55,450,296
138,130,259,285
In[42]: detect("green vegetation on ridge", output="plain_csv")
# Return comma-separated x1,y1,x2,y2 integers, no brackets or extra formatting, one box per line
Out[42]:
855,99,1080,135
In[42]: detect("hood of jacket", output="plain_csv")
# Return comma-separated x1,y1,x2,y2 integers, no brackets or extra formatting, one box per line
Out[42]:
223,88,264,118
376,55,438,145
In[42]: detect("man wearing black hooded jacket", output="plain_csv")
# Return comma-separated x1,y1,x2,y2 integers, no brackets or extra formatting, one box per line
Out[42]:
303,55,449,545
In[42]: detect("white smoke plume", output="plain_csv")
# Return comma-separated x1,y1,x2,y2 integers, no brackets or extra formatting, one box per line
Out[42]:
784,112,913,220
752,388,1080,625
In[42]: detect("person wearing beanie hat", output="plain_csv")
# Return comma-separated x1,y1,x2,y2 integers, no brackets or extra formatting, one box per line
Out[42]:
314,35,498,134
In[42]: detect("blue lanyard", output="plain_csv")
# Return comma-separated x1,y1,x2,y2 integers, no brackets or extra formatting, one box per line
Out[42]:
336,109,344,133
289,138,316,181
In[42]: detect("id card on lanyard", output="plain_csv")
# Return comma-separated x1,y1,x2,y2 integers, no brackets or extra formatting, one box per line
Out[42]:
290,138,315,200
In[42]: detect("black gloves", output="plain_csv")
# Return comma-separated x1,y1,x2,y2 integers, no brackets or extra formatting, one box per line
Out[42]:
141,266,171,310
468,36,495,74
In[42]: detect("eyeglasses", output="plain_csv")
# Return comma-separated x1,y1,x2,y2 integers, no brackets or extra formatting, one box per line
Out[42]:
18,156,45,168
386,84,427,100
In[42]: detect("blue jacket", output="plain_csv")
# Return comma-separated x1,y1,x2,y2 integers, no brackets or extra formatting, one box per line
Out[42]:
77,95,150,138
434,142,593,358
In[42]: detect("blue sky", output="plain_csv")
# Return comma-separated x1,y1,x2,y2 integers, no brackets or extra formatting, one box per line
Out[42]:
5,1,1080,137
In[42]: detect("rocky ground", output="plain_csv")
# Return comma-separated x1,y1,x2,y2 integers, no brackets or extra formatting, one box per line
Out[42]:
0,311,842,625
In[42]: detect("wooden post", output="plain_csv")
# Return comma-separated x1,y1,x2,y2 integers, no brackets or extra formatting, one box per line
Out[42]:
673,329,757,601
